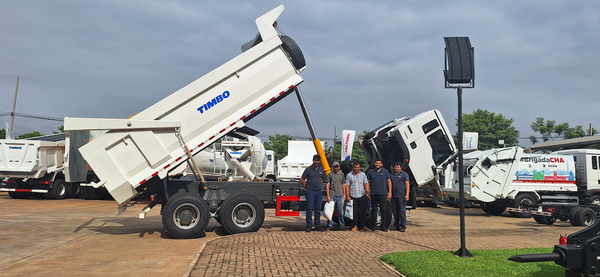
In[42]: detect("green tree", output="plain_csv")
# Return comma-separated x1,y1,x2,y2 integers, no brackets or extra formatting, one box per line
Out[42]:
53,125,64,134
326,130,368,168
0,128,5,139
263,133,295,159
18,131,43,139
458,109,520,150
529,117,598,144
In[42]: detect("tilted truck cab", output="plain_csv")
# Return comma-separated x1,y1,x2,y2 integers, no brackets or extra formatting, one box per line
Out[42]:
360,109,457,206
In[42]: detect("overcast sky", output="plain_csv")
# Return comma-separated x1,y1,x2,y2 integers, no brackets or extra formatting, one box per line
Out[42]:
1,1,599,147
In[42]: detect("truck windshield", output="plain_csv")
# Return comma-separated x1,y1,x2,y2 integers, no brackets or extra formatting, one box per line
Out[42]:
427,129,453,166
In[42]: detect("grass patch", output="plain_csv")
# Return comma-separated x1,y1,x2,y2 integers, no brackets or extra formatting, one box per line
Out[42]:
380,248,563,277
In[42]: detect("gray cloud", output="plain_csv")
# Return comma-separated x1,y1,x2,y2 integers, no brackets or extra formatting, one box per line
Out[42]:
1,1,599,146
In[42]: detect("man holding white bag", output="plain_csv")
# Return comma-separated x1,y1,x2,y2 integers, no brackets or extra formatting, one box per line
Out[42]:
325,162,348,231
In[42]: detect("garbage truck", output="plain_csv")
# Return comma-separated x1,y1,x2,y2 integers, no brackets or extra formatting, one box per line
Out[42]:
445,146,600,225
61,5,326,239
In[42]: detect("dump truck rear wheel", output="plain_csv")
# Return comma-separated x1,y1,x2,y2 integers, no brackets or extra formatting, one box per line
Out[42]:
49,180,68,200
219,193,265,235
162,192,209,239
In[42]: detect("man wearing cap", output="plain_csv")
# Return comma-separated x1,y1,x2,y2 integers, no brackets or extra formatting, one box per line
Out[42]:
301,154,326,232
325,161,347,231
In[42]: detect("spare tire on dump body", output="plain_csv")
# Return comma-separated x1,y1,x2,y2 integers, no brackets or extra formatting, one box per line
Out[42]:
279,35,305,70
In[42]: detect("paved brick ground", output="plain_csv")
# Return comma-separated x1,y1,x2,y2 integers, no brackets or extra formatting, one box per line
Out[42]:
0,193,584,277
189,206,585,277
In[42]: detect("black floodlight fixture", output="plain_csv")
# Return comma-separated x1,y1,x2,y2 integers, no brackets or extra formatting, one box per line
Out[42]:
444,36,474,258
444,37,474,88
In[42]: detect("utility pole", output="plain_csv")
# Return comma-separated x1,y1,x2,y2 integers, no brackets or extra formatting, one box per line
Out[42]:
10,77,20,132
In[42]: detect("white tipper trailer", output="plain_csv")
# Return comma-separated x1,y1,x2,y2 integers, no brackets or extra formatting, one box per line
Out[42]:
62,5,317,238
0,138,74,199
445,147,600,226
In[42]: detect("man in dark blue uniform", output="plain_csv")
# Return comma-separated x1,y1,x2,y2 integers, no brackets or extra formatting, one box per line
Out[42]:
301,154,325,232
391,162,410,232
366,159,392,232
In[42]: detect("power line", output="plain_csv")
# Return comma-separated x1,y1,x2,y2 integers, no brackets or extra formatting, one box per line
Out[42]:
0,112,63,122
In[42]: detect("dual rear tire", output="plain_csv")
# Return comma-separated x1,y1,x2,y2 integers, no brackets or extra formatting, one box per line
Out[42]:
162,192,265,239
570,207,597,226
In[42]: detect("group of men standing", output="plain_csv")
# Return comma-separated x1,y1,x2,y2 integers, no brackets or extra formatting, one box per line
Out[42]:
300,154,410,232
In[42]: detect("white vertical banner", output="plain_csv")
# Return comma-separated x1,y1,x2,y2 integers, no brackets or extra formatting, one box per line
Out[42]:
5,122,14,140
463,132,478,150
341,130,356,161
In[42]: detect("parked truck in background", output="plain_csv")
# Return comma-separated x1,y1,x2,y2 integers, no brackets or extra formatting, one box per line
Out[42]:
277,140,324,182
445,146,600,226
172,130,277,182
0,138,75,199
360,109,458,208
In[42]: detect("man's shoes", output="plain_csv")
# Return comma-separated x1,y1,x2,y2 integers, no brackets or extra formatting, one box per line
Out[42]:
351,226,358,231
306,227,311,232
382,228,388,232
340,227,348,231
325,228,331,232
360,227,370,232
400,226,406,232
316,227,324,232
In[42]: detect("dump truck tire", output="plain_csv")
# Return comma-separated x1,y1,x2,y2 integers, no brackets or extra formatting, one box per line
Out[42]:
49,180,68,200
280,35,305,70
162,192,209,239
219,193,265,235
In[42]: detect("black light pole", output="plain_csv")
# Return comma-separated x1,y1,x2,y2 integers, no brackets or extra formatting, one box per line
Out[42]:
444,37,474,258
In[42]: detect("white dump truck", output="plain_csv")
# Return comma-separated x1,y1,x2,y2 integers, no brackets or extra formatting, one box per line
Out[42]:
277,140,324,182
0,137,76,199
360,109,458,208
61,5,325,238
445,146,600,226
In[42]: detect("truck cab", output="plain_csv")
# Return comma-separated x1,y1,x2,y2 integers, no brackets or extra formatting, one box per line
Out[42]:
553,149,600,202
360,109,456,206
